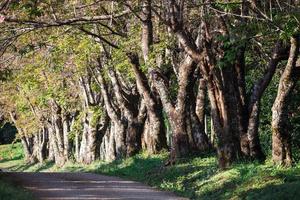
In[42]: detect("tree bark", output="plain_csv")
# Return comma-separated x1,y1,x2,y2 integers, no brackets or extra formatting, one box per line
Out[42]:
188,76,210,151
196,78,206,127
152,55,210,162
34,127,48,163
95,66,127,159
47,123,65,166
108,68,143,156
240,41,287,161
20,135,35,163
272,36,300,166
50,100,66,166
82,110,98,164
63,114,70,160
128,53,167,154
47,127,55,162
75,131,80,162
141,0,153,62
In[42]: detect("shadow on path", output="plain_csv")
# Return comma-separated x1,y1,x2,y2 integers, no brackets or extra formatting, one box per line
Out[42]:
2,172,187,200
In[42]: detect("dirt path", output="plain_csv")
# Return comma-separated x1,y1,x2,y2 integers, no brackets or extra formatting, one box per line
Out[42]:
2,172,187,200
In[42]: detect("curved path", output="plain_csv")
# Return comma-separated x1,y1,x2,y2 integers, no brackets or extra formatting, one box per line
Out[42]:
2,172,187,200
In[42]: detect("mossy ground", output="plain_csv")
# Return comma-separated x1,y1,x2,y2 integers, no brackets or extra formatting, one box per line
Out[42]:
1,143,300,199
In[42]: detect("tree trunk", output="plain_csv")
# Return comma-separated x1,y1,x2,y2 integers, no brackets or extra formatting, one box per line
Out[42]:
84,110,98,164
202,70,237,168
246,102,265,160
95,110,109,160
196,78,206,127
50,100,66,166
241,41,287,161
128,53,167,154
272,36,300,166
126,120,142,156
48,128,55,162
188,77,210,151
95,67,127,159
48,123,65,166
20,135,35,163
100,124,111,161
78,109,99,164
63,114,70,160
152,55,210,163
141,0,153,62
35,127,48,163
106,122,117,162
79,116,88,163
108,68,143,157
138,0,168,154
75,131,80,162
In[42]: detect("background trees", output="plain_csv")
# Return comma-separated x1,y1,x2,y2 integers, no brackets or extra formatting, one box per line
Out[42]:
0,0,299,169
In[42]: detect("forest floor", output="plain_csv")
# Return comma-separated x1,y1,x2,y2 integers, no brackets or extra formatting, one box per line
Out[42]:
1,143,300,200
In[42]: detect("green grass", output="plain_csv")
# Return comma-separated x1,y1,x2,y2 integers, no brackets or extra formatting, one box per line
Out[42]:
0,143,35,200
0,176,34,200
1,143,300,199
0,143,24,170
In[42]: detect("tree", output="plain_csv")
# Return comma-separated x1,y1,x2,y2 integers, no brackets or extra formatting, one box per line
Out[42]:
272,36,300,166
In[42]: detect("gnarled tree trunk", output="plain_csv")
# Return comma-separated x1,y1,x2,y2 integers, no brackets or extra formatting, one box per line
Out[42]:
152,55,210,162
272,36,300,166
240,41,288,161
128,54,168,154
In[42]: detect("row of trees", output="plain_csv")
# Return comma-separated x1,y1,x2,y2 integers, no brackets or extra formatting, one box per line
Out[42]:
0,0,299,168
